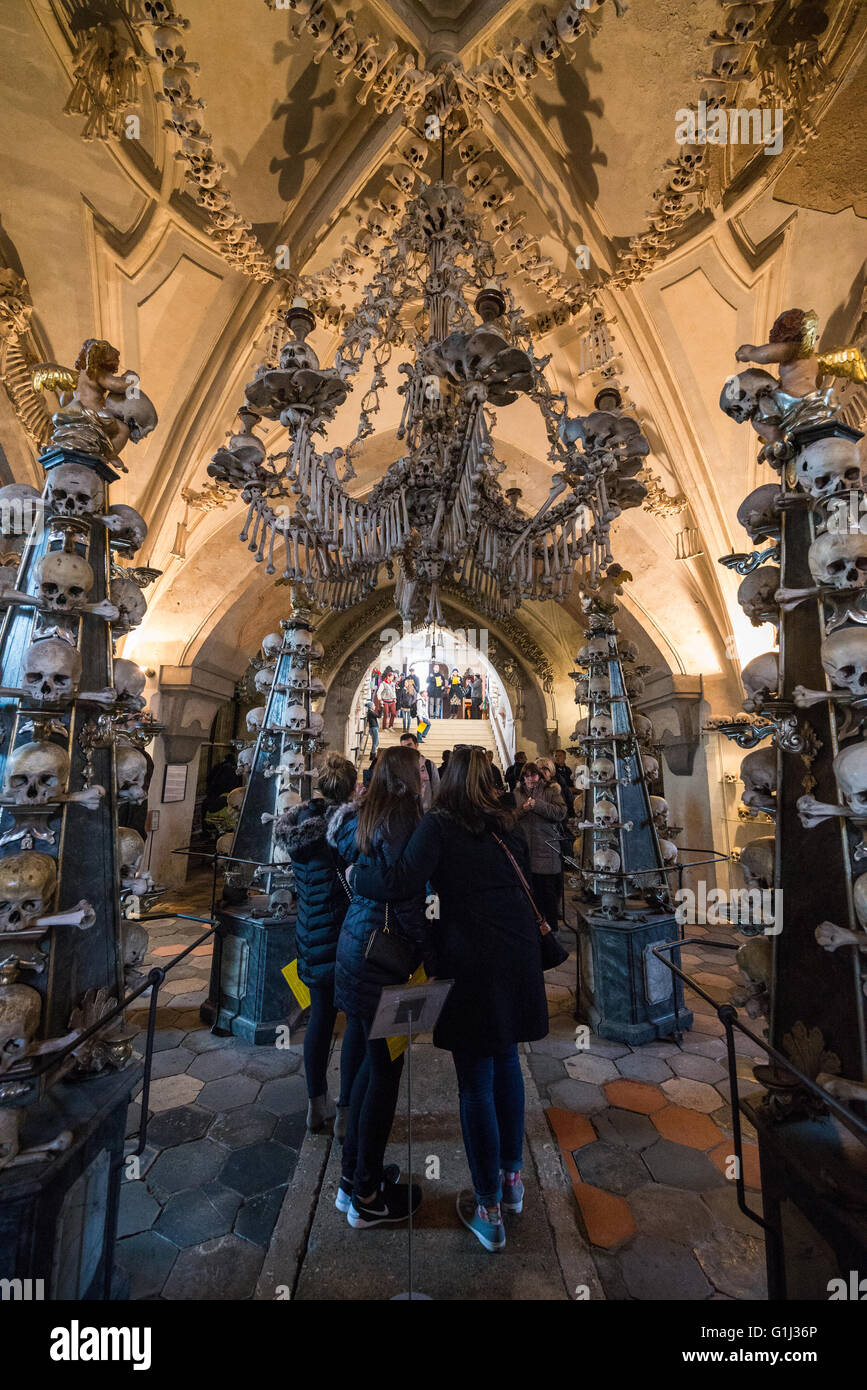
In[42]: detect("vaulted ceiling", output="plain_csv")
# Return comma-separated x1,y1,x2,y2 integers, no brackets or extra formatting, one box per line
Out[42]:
1,0,865,711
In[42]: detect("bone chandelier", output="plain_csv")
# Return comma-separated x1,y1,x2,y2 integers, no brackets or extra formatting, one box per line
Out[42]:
209,178,648,625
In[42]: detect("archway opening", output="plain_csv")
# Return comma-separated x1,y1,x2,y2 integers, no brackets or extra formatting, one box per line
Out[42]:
345,623,516,767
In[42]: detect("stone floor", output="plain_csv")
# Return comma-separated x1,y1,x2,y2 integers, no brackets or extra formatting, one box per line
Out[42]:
115,874,768,1301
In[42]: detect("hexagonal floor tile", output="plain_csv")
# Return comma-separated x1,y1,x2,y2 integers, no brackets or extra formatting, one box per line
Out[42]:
242,1049,303,1082
161,1233,264,1301
642,1139,723,1191
187,1049,247,1082
616,1053,672,1084
652,1105,723,1150
197,1074,261,1112
620,1235,712,1300
563,1053,619,1085
184,1029,236,1054
220,1141,296,1197
668,1052,726,1083
209,1104,277,1150
146,1074,204,1113
590,1108,658,1151
155,1188,235,1247
146,1104,212,1149
603,1079,667,1114
148,1138,227,1195
257,1075,307,1115
694,1226,767,1300
574,1142,647,1196
161,976,205,997
547,1078,607,1115
660,1077,724,1113
234,1187,286,1247
626,1182,714,1243
114,1231,178,1299
572,1182,636,1250
150,1047,196,1079
117,1180,161,1238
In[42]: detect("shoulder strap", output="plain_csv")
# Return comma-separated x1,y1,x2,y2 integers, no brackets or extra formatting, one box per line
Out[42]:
491,833,547,933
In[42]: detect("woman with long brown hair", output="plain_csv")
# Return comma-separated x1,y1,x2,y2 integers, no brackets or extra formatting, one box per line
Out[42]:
347,746,549,1254
327,745,428,1227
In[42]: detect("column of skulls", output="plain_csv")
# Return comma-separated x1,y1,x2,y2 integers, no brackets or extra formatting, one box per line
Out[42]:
719,307,867,1111
0,335,157,1176
570,591,674,913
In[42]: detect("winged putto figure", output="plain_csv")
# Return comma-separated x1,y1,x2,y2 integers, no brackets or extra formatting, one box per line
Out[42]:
32,338,157,469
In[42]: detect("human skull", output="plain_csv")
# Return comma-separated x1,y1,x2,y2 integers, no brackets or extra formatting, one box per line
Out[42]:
388,163,417,196
795,436,862,500
117,827,145,883
593,847,620,874
740,837,774,891
3,742,69,805
649,795,669,831
216,832,234,856
46,464,103,518
246,706,266,734
286,626,313,652
162,65,195,104
403,139,428,171
116,744,147,803
278,338,319,373
737,483,782,541
738,566,780,626
275,787,302,813
285,702,307,730
589,712,613,739
619,640,639,664
577,636,610,665
633,713,654,743
226,786,245,813
0,852,56,931
593,797,618,828
833,742,867,817
103,504,148,552
719,368,779,426
556,2,586,44
309,640,324,661
254,666,275,696
0,980,41,1074
571,717,588,742
22,637,81,703
659,838,678,867
624,671,644,700
809,530,867,591
237,745,255,777
591,756,615,784
307,710,324,736
109,577,147,634
588,674,610,700
642,753,660,781
121,919,149,986
741,651,778,705
114,658,146,704
152,24,187,64
279,751,305,780
740,747,777,808
821,627,867,697
261,633,283,660
36,551,93,612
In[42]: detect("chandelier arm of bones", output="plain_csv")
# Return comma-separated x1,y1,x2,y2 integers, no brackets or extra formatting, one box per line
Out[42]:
209,180,650,624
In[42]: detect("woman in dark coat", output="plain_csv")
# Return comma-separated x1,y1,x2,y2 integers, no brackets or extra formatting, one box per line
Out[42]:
273,754,364,1137
327,746,428,1227
513,760,566,926
348,747,549,1254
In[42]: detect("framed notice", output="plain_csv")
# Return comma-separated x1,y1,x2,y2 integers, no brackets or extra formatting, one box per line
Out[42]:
162,763,188,804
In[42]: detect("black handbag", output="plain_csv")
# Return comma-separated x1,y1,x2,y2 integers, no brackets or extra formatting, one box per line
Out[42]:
363,902,416,981
333,856,415,982
492,834,570,971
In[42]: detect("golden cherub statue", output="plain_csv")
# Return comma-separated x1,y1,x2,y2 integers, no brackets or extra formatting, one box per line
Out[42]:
32,338,157,469
735,307,865,429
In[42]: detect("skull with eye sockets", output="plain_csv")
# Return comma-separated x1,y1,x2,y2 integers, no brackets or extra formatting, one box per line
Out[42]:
0,853,56,932
35,551,93,612
3,742,69,806
22,637,81,704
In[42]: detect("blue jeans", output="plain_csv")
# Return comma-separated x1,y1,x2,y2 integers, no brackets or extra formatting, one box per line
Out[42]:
342,1018,405,1196
400,708,411,730
304,982,366,1104
451,1046,524,1206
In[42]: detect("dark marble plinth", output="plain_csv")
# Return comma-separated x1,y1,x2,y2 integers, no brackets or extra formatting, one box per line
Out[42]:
577,907,693,1044
200,905,296,1045
0,1062,140,1298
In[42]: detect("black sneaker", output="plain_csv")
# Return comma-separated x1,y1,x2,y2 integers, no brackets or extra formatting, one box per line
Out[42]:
335,1164,400,1213
347,1177,422,1228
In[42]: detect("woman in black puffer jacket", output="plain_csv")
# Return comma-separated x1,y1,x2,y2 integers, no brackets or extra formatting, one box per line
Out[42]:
327,745,429,1228
274,753,365,1138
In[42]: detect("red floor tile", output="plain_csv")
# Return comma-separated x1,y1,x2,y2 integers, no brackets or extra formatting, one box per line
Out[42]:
149,944,187,957
709,1139,762,1188
572,1180,637,1250
545,1106,596,1151
651,1104,723,1150
604,1079,667,1114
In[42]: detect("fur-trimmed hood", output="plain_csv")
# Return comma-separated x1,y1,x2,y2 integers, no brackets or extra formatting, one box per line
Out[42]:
275,797,351,854
325,799,356,851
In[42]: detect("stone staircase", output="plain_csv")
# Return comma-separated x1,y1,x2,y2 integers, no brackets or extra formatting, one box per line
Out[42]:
356,716,503,768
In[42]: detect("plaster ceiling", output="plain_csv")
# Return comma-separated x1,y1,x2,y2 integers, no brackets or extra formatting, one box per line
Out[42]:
1,0,865,704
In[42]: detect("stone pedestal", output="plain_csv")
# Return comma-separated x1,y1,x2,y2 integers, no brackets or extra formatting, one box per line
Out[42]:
576,904,692,1044
0,1064,139,1298
200,904,295,1045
